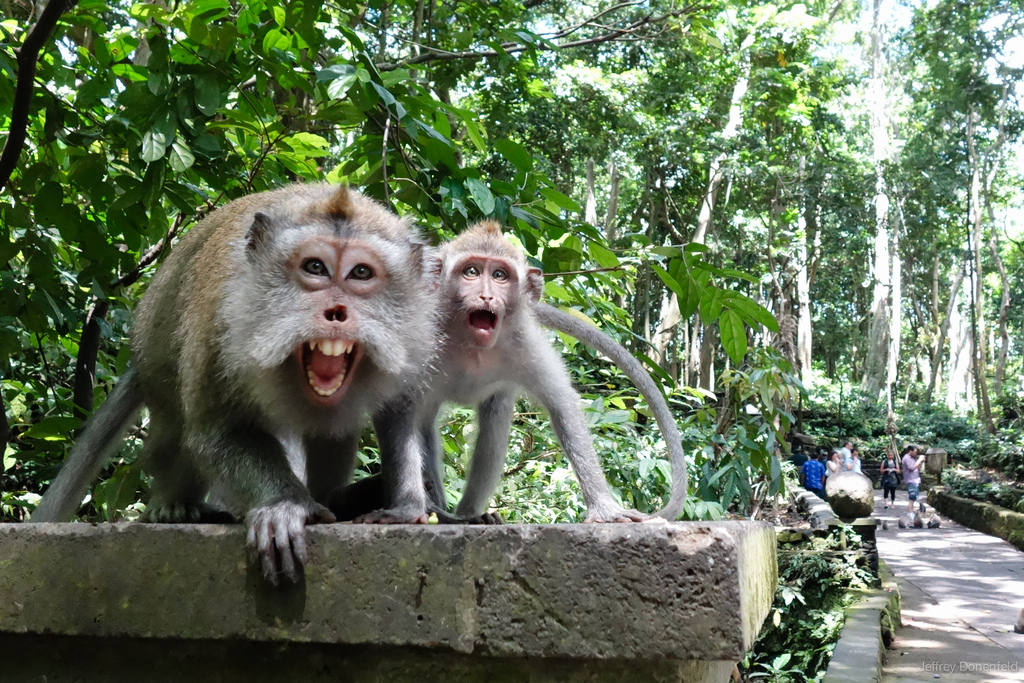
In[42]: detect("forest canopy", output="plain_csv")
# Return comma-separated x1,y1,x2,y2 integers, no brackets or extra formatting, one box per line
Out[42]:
1,0,1022,523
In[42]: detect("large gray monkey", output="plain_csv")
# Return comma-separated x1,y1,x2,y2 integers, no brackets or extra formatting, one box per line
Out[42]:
31,184,438,583
353,221,686,524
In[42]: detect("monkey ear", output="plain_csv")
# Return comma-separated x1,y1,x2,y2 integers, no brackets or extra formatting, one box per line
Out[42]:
526,267,544,305
245,213,274,255
427,254,443,290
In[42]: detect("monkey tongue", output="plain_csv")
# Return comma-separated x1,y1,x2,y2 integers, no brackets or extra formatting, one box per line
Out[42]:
467,310,499,346
306,349,352,397
468,310,497,331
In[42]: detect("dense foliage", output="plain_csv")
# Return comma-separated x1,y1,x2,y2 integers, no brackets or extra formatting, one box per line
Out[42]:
745,526,878,682
945,470,1024,513
1,0,1022,522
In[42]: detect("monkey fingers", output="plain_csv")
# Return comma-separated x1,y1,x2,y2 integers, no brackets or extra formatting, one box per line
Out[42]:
583,509,653,524
246,500,336,585
431,509,505,525
353,508,430,525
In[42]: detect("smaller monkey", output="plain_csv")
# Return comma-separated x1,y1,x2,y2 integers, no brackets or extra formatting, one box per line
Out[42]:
359,221,686,524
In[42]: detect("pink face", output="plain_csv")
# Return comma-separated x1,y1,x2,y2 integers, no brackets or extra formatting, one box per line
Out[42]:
450,254,518,348
287,238,387,406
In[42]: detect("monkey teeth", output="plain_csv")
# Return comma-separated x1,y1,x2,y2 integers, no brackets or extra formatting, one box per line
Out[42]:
307,369,346,396
301,339,357,399
309,339,354,356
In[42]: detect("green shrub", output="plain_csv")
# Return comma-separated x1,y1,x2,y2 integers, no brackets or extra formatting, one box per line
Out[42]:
743,526,877,682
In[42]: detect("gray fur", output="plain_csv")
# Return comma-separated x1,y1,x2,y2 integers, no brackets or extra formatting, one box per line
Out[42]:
375,230,680,524
31,184,439,583
534,303,687,520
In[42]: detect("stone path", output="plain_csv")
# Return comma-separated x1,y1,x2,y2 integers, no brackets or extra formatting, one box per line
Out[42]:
874,487,1024,683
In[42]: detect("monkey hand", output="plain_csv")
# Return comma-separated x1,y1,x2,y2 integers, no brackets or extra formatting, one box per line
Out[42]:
432,509,505,525
142,500,237,524
584,506,652,523
246,499,336,586
353,506,430,525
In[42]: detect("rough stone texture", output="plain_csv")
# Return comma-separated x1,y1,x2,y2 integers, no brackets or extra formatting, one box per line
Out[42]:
924,448,947,476
793,487,839,529
0,634,736,683
0,521,775,681
825,472,875,520
928,488,1024,552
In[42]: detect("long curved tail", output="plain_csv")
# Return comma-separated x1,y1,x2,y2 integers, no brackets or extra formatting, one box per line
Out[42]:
30,368,144,522
535,303,687,520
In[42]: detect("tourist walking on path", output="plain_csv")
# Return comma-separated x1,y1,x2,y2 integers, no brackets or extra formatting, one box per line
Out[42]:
880,450,900,509
901,445,924,513
801,452,826,497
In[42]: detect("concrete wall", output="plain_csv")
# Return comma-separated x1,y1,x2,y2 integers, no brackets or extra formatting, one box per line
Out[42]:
0,521,777,683
928,489,1024,551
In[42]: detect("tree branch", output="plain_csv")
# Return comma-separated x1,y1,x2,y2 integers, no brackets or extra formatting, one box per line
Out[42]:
375,5,702,71
0,0,73,195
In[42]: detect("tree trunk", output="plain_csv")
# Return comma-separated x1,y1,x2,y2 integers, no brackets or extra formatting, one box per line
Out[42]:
604,160,620,242
860,0,892,401
945,297,972,412
584,158,597,226
886,218,901,413
924,263,964,404
989,234,1010,395
795,157,813,384
966,107,995,432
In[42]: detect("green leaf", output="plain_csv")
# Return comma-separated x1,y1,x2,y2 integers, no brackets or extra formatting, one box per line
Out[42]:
652,263,685,300
3,444,15,472
539,188,581,213
169,138,195,172
320,64,358,99
699,287,725,325
141,128,168,162
723,294,779,332
23,416,82,441
719,309,747,365
463,117,486,152
465,178,496,215
193,75,221,116
494,138,532,172
589,241,619,268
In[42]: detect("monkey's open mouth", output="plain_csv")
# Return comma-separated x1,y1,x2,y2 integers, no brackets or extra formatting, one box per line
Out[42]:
468,310,498,331
300,338,358,401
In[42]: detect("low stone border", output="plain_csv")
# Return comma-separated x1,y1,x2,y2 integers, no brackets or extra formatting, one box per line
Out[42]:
791,486,838,530
821,561,901,683
928,488,1024,551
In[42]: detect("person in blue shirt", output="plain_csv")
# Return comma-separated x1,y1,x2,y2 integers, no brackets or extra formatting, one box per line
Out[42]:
802,453,826,496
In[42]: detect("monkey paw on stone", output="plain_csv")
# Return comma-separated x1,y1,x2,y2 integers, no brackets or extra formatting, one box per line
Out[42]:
354,506,430,525
584,505,652,523
142,500,237,524
246,499,336,586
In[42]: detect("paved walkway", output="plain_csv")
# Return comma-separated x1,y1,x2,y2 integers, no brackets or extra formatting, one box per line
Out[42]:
874,487,1024,682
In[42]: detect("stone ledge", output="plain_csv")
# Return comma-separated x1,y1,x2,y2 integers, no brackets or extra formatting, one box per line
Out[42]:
928,489,1024,551
821,562,900,683
0,521,776,664
792,487,838,529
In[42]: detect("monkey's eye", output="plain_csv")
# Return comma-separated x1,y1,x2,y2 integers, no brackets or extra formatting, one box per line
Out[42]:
349,264,374,280
492,268,509,282
302,258,330,277
463,265,481,278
